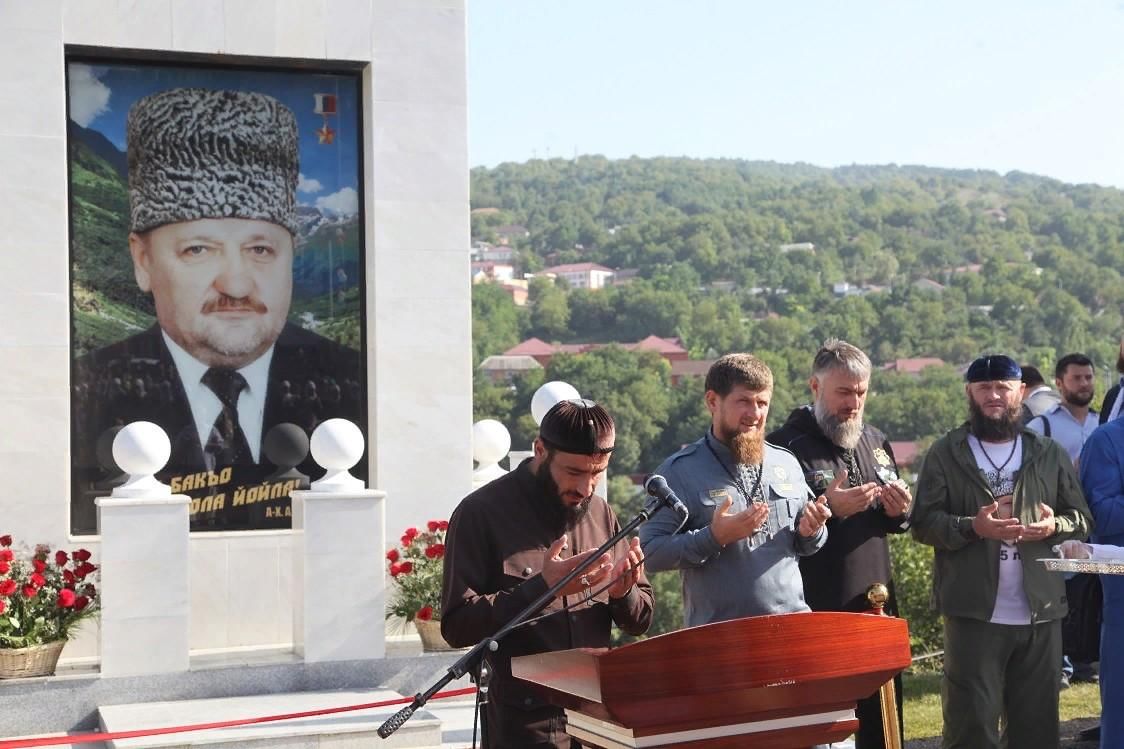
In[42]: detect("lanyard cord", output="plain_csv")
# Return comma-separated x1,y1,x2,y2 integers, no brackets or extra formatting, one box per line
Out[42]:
972,434,1019,475
705,438,764,504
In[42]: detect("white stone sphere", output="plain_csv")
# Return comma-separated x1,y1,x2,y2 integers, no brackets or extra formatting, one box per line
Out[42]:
473,419,512,465
112,421,171,476
310,418,365,470
530,381,580,425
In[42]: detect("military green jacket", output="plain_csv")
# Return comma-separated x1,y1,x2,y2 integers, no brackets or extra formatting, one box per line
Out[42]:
911,424,1092,623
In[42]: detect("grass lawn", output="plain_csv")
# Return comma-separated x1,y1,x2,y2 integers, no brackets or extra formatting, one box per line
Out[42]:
902,670,1101,740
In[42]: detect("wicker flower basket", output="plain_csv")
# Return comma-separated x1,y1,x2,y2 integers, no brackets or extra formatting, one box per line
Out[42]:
414,619,458,652
0,640,67,679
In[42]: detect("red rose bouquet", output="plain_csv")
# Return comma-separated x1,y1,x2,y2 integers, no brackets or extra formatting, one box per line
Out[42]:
0,534,101,648
386,520,448,622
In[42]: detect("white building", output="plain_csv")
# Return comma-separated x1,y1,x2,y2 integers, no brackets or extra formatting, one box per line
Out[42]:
537,262,616,290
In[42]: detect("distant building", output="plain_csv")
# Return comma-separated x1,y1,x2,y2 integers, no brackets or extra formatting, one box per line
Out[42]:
478,245,515,263
495,224,530,245
535,262,615,290
881,357,945,376
670,358,716,385
478,354,542,383
779,242,815,254
889,441,922,468
503,334,688,367
630,334,689,361
834,282,887,297
501,281,529,306
471,261,514,283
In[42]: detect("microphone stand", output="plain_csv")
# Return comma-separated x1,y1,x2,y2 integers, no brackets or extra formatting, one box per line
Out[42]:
377,492,680,739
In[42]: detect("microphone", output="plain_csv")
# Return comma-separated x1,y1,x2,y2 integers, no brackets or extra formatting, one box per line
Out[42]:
644,474,690,526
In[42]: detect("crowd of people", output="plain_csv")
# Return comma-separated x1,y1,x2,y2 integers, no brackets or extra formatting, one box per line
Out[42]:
441,339,1123,749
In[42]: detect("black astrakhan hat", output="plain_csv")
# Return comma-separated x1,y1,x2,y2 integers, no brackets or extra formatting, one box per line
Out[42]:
539,399,615,455
965,354,1022,383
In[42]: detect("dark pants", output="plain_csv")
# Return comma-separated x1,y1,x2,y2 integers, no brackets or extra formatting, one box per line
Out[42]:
941,616,1061,749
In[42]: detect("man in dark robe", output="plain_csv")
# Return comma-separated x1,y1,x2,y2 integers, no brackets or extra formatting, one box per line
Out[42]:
441,399,653,748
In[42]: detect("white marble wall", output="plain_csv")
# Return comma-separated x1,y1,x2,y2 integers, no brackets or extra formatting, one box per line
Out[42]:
291,489,386,662
0,0,472,660
97,494,191,676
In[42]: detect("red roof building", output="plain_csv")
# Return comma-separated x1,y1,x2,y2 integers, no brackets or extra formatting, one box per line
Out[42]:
670,359,716,385
503,335,688,367
889,441,921,468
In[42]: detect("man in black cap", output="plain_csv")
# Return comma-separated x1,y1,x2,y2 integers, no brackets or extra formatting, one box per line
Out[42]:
911,354,1092,749
441,399,653,749
70,88,363,532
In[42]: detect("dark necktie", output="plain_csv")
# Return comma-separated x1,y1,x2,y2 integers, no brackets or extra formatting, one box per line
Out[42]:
202,368,253,468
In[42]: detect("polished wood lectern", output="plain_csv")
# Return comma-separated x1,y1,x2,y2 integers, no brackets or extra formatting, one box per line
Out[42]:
511,612,911,749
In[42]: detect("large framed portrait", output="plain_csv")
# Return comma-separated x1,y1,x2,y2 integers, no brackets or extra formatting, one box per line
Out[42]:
66,57,367,534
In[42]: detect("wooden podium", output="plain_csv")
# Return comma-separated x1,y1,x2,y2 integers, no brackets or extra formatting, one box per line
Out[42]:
511,612,911,749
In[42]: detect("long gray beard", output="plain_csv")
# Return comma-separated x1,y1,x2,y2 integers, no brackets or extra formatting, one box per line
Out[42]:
814,399,864,449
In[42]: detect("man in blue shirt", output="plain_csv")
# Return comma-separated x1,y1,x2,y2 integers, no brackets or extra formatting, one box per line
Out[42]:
1079,420,1124,749
640,353,832,627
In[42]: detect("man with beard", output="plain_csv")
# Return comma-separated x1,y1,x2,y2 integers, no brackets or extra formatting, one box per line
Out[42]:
441,399,653,749
640,353,833,628
767,339,910,749
911,354,1092,749
71,88,363,532
1026,353,1099,464
1027,353,1101,737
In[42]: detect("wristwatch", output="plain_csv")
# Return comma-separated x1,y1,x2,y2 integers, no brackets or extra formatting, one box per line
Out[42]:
957,516,979,541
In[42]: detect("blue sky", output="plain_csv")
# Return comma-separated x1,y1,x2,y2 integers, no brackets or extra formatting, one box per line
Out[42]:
468,0,1124,188
67,62,361,215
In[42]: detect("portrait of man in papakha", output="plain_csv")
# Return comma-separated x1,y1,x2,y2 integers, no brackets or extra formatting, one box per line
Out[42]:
66,60,367,534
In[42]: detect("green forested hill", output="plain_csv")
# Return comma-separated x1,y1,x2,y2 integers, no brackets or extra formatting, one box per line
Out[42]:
470,157,1124,475
471,158,1124,649
472,157,1124,366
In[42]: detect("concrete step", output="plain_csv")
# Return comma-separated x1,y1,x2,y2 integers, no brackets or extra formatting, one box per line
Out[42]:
97,688,442,748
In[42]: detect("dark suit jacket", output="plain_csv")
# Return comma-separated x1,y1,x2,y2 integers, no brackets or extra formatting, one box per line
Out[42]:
767,405,907,614
71,323,365,532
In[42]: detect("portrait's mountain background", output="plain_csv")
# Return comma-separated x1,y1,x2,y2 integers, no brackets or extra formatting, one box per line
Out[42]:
67,122,363,355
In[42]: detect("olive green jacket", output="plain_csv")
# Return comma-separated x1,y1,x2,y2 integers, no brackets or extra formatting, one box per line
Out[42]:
911,424,1092,623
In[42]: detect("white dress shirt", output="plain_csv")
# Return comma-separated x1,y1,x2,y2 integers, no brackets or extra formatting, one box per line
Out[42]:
1026,403,1099,464
162,331,274,462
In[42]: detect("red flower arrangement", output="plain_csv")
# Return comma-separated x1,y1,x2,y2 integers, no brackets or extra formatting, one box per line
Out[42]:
0,535,100,648
386,520,448,622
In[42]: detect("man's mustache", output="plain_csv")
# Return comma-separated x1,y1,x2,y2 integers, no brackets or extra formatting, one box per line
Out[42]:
202,295,268,314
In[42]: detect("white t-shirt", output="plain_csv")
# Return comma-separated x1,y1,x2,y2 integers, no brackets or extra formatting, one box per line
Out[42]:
968,434,1031,626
